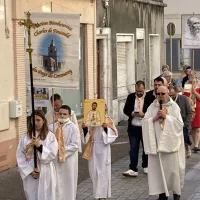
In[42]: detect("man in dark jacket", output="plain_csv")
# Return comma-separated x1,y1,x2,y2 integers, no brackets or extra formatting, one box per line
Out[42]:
143,77,165,113
169,86,193,157
122,80,147,177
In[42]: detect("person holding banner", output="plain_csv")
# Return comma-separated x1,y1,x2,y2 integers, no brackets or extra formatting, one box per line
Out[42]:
81,104,118,200
46,93,82,153
16,110,58,200
49,105,79,200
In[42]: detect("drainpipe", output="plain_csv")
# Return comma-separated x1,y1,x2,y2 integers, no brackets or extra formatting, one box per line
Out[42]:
93,0,97,98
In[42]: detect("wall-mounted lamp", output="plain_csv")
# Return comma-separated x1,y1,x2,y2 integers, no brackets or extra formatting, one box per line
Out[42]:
102,0,109,9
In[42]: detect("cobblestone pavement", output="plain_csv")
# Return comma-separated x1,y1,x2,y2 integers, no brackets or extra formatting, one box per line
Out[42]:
1,122,200,200
0,124,129,200
185,160,200,200
77,152,200,200
190,186,200,200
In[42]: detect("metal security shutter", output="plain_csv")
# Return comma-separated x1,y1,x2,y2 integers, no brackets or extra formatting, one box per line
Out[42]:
117,42,128,99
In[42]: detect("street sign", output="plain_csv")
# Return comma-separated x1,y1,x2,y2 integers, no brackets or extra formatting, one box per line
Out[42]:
167,22,175,36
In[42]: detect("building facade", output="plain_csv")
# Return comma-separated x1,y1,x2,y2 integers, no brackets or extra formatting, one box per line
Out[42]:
96,0,166,124
0,0,96,171
164,0,200,76
0,0,17,171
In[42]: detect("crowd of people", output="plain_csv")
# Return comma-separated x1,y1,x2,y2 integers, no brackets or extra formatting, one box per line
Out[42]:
160,65,200,154
15,64,200,200
122,65,200,200
16,94,118,200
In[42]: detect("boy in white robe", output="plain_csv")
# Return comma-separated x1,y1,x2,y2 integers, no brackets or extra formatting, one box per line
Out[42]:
81,105,118,199
49,105,79,200
46,93,82,153
16,110,58,200
142,86,185,200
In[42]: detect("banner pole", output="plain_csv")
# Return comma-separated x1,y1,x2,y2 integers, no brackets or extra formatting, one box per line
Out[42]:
50,2,55,133
18,12,39,173
50,2,52,13
170,35,172,72
193,12,195,71
52,88,55,133
192,49,195,70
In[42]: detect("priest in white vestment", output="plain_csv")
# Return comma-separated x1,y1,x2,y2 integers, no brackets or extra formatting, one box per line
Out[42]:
46,93,82,153
142,86,185,200
49,105,79,200
81,105,118,200
16,110,58,200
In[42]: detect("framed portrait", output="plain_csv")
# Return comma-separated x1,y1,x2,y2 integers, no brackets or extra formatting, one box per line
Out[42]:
84,99,105,127
182,14,200,49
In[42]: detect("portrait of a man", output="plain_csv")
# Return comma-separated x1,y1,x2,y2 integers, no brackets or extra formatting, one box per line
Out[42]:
182,14,200,49
85,102,101,127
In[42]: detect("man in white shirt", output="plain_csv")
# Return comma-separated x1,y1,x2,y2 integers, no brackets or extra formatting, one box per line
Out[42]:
122,81,148,177
46,93,82,153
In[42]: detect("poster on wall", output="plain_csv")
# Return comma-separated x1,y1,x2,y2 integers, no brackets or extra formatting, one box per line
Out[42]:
25,13,80,88
182,14,200,49
27,87,50,116
33,87,50,107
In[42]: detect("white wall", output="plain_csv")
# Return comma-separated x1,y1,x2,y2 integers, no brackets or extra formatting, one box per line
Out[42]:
14,0,95,24
0,0,16,143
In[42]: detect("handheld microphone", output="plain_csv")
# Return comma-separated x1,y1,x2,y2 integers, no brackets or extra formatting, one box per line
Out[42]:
159,100,163,120
159,100,162,110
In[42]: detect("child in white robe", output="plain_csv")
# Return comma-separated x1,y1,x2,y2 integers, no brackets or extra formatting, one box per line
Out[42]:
16,110,58,200
49,105,79,200
82,106,118,200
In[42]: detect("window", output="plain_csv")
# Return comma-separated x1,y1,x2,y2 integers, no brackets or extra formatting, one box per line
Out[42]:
166,38,200,71
166,38,181,72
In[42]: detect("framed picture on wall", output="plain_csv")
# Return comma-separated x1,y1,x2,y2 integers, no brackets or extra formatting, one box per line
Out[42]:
84,99,105,127
182,14,200,49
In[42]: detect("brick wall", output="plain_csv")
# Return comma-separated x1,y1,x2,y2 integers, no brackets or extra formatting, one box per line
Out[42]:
13,20,27,140
85,24,95,99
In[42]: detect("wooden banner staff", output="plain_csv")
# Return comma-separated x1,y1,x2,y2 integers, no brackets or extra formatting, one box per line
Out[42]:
50,2,55,133
19,12,39,172
192,12,195,71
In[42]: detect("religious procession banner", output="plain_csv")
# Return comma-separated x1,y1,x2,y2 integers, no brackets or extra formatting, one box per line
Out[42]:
25,13,80,88
84,99,105,127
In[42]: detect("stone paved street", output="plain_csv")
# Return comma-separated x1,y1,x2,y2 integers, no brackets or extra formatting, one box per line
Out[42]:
0,124,129,200
1,123,200,200
77,152,200,200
